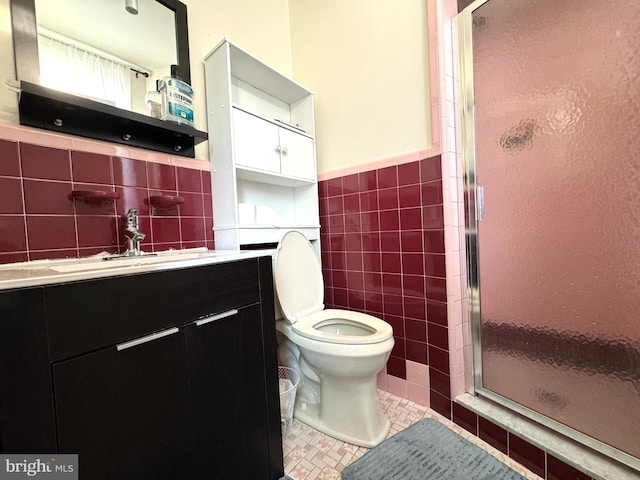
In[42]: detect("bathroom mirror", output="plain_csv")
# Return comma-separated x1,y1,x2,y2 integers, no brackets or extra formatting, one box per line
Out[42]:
10,0,205,157
11,0,191,115
35,0,175,115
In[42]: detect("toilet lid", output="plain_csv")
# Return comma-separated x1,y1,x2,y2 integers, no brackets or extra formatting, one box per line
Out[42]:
274,230,324,323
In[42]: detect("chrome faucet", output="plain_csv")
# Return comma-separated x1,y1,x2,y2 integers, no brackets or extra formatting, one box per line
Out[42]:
122,208,145,256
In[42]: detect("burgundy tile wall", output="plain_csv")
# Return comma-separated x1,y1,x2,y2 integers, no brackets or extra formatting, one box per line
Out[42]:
547,455,593,480
319,154,596,480
479,415,508,454
321,155,452,413
0,139,214,263
509,433,547,478
319,155,446,383
454,403,595,479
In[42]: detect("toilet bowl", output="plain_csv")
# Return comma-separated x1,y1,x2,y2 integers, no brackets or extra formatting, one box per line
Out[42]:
274,230,394,447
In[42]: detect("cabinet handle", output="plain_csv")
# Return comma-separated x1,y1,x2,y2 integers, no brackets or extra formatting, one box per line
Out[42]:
281,146,288,155
116,327,179,351
195,309,239,326
275,145,281,153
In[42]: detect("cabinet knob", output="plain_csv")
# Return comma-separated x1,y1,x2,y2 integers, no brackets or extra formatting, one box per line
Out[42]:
281,147,288,155
275,145,282,153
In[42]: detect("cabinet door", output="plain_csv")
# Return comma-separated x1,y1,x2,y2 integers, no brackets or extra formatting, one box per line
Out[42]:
279,128,316,180
53,328,190,480
233,108,280,174
0,287,56,453
187,305,273,479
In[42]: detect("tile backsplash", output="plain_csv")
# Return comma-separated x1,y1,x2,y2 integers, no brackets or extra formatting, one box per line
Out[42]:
0,139,214,264
318,155,447,386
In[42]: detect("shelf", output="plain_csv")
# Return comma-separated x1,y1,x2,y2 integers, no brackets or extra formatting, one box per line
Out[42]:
213,225,320,248
237,226,320,245
70,190,120,205
18,81,208,158
232,106,313,139
236,166,316,187
236,224,321,229
205,39,319,251
218,40,311,105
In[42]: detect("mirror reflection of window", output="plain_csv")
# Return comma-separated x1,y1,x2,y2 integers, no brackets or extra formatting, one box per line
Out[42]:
34,0,177,115
38,29,134,110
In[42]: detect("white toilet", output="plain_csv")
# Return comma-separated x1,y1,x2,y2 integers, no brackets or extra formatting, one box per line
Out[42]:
274,230,395,447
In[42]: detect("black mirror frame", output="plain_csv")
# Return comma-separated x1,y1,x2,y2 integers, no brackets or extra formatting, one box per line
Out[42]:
8,0,207,158
157,0,191,85
10,0,192,86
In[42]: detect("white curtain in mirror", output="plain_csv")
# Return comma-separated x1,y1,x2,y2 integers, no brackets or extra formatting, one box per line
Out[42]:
38,34,132,110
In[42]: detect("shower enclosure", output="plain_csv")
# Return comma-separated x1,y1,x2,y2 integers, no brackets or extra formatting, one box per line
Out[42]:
458,0,640,468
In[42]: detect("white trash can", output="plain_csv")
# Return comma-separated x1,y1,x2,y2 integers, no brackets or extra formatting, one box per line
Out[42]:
278,366,300,437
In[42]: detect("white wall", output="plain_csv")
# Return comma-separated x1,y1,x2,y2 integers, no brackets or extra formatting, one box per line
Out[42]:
288,0,431,174
1,0,432,172
0,0,293,153
184,0,293,159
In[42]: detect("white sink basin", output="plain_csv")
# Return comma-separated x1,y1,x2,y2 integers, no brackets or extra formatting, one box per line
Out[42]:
49,253,203,272
48,250,224,273
0,249,271,290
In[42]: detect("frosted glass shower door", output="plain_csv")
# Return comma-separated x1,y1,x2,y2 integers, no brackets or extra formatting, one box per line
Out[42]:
469,0,640,460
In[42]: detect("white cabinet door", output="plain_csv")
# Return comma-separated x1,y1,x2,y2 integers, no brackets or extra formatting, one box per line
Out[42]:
232,109,280,174
279,128,315,180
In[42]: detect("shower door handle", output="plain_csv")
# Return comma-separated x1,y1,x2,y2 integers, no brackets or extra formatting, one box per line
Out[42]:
477,186,485,220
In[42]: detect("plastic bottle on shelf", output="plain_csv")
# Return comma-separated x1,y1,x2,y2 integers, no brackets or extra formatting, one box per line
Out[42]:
158,65,194,127
145,80,162,119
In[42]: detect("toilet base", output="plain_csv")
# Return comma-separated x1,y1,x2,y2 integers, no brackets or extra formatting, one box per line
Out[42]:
293,374,390,448
294,403,390,447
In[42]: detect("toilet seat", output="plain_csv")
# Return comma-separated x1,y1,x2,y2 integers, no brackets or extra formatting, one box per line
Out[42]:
292,309,392,345
275,231,392,345
274,230,325,323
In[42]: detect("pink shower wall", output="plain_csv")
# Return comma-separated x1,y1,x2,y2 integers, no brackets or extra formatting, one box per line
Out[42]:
0,129,213,264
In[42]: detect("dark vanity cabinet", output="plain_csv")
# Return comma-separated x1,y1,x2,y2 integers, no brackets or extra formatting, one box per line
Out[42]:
53,326,192,478
0,256,284,480
187,304,275,479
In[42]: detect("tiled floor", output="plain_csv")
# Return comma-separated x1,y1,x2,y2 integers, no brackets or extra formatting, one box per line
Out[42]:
283,390,544,480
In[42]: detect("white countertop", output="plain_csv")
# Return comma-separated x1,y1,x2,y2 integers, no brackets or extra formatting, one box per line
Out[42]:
0,248,275,290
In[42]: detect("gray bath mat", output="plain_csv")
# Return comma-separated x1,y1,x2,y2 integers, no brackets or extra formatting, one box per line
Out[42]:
341,418,527,480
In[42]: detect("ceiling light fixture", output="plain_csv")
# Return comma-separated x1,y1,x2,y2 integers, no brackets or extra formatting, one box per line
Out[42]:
125,0,139,15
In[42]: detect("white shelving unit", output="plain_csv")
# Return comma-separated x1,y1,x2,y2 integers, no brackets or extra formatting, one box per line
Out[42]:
204,39,320,250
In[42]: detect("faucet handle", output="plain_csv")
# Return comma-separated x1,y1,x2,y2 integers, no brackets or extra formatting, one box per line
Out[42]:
125,208,139,225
